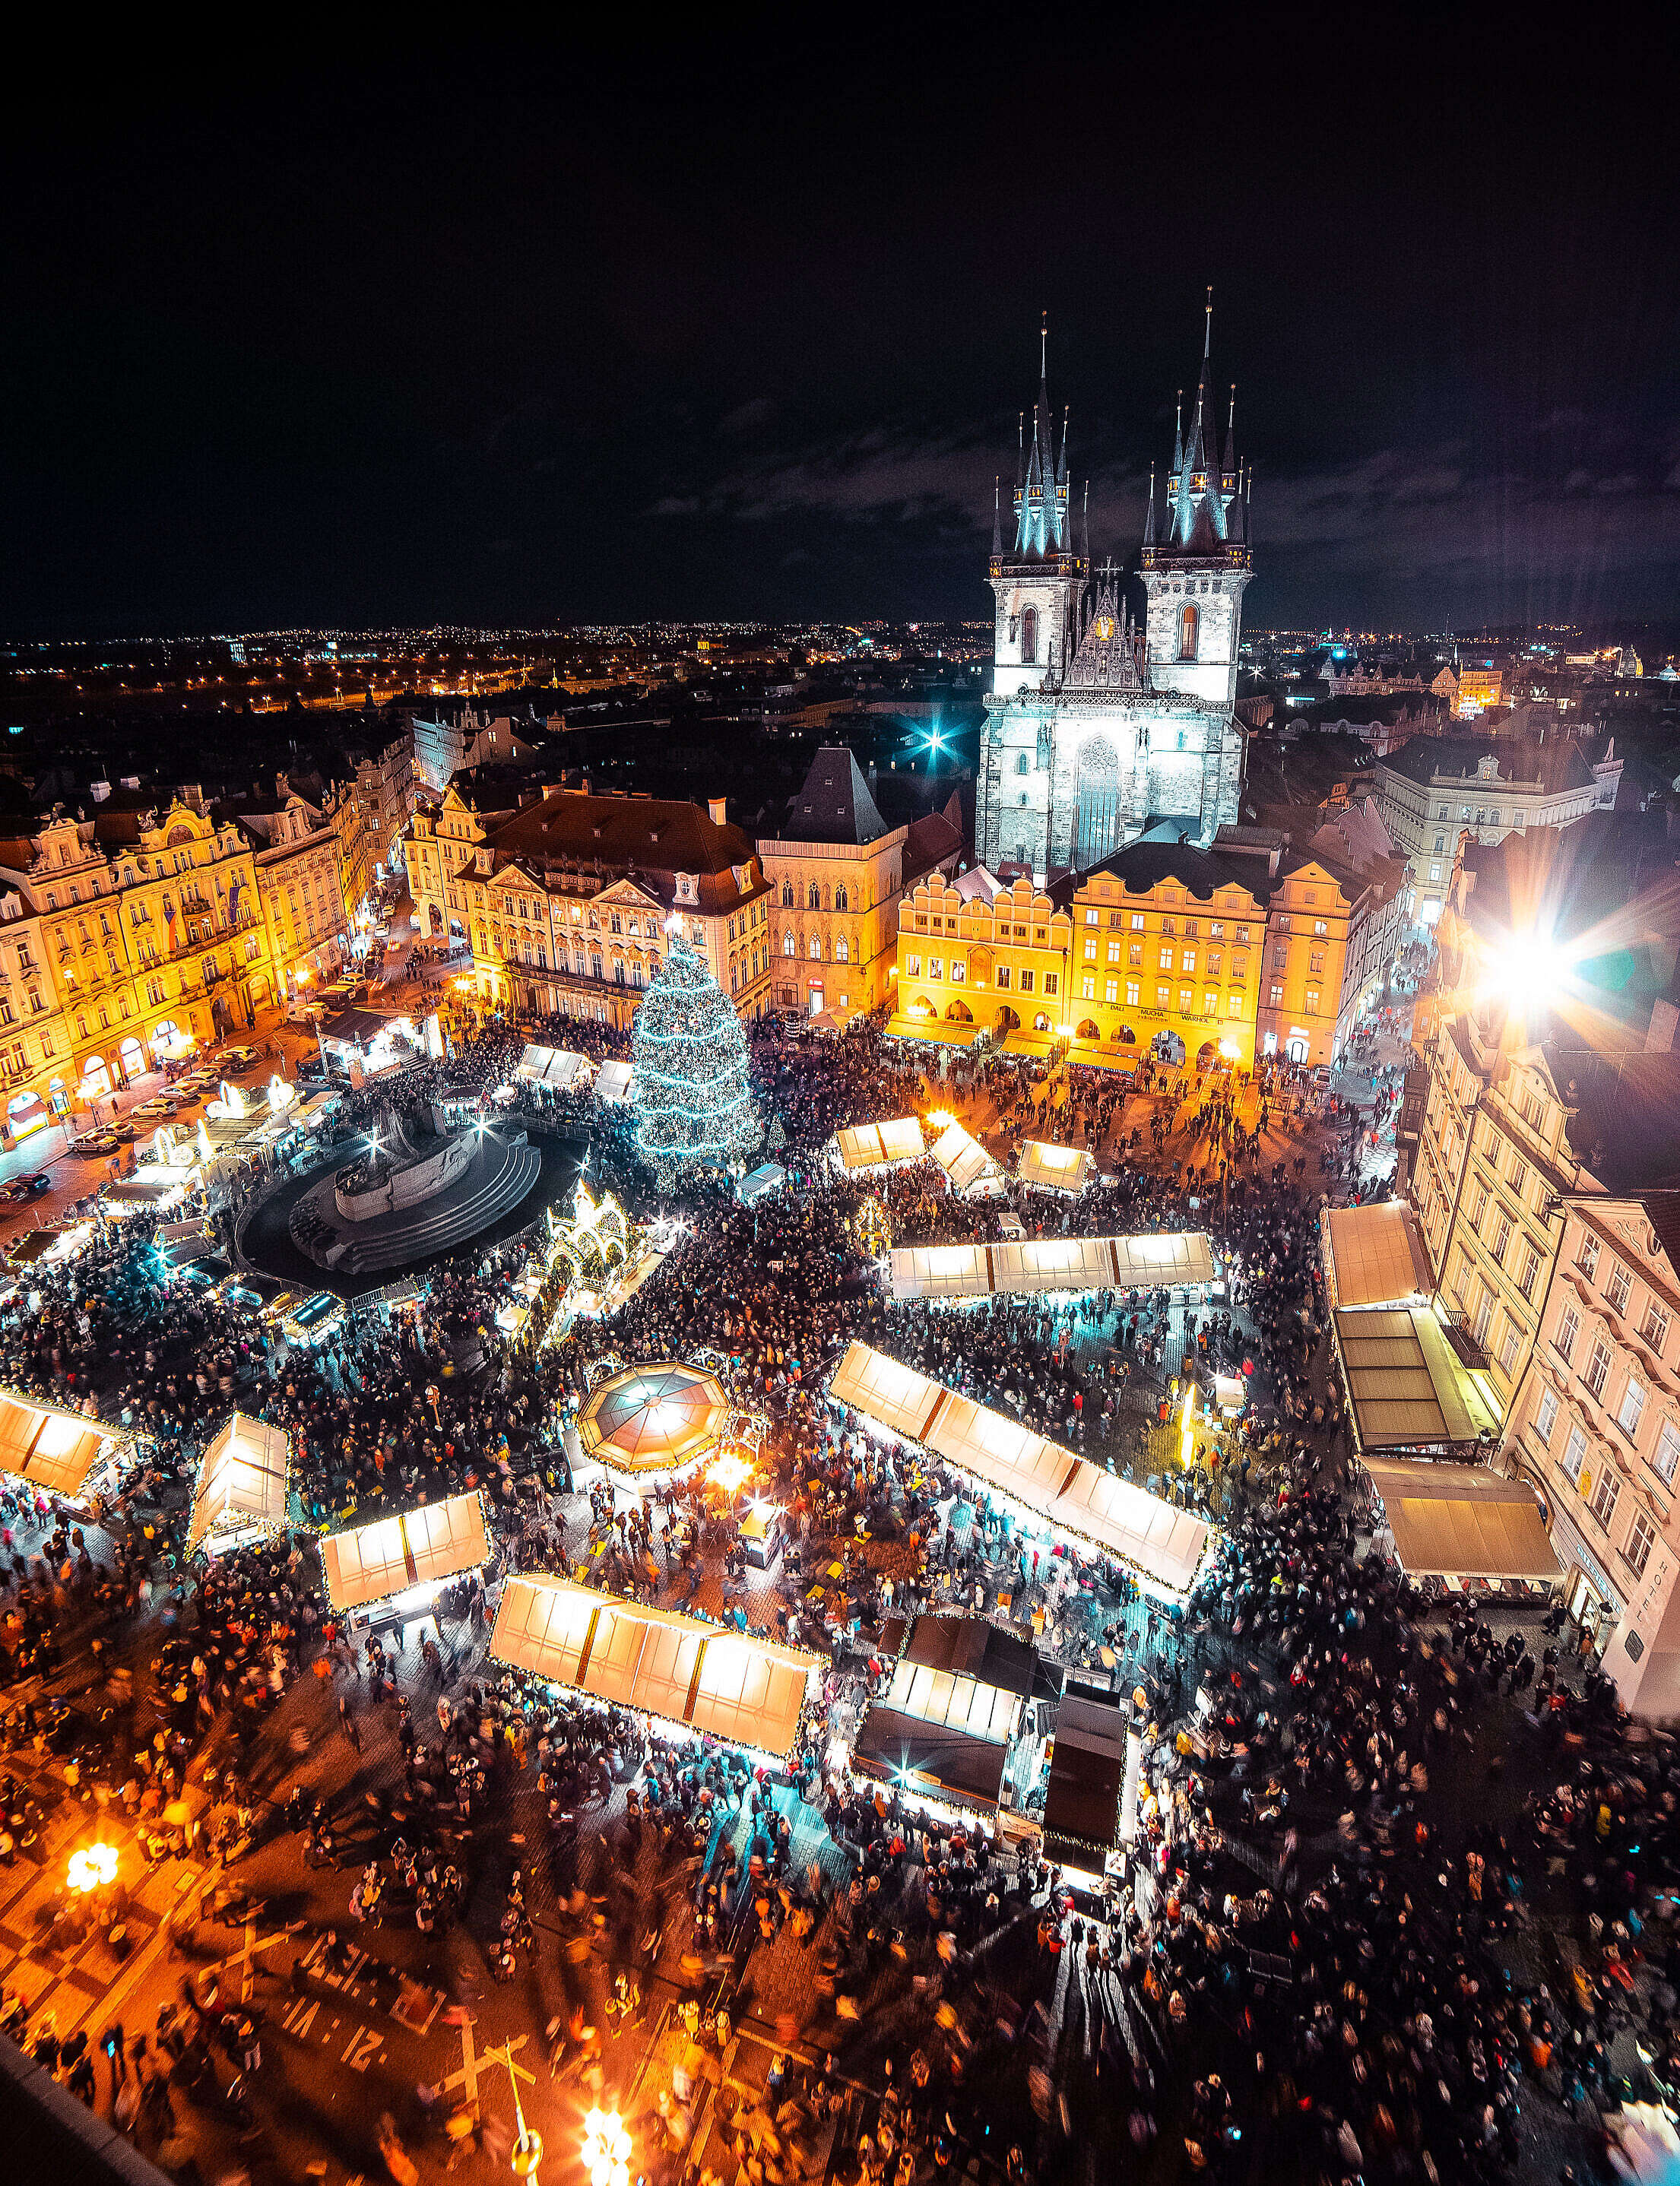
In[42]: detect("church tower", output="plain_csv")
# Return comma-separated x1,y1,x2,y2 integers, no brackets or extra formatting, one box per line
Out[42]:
1140,292,1252,709
988,316,1088,700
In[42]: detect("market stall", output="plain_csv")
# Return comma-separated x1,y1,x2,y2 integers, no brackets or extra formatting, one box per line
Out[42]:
319,1490,491,1618
594,1060,634,1107
1016,1139,1095,1194
927,1118,1006,1199
887,1231,1218,1304
851,1614,1044,1819
832,1117,926,1173
186,1411,291,1560
0,1390,124,1500
490,1575,820,1760
1037,1686,1129,1883
1359,1458,1560,1588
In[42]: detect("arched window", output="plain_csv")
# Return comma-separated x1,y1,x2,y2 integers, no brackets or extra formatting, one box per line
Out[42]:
835,936,849,963
834,884,848,911
807,882,820,911
808,934,823,960
1016,753,1029,775
1021,606,1038,664
782,930,795,957
1179,602,1199,660
781,879,794,908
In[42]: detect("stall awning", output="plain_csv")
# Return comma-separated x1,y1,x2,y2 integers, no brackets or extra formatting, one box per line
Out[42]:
1001,1030,1057,1059
1362,1459,1561,1582
851,1706,1010,1807
833,1117,924,1171
889,1231,1216,1303
0,1392,115,1497
321,1491,490,1613
1066,1044,1139,1074
830,1342,1211,1599
928,1119,1005,1197
595,1060,634,1106
1322,1201,1431,1310
737,1163,786,1206
515,1043,559,1083
903,1613,1038,1697
1335,1305,1501,1453
883,1015,978,1048
186,1411,290,1558
1041,1690,1127,1858
1016,1140,1095,1193
490,1576,819,1758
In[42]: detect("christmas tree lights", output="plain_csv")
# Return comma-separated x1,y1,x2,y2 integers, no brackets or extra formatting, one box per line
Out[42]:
631,932,762,1185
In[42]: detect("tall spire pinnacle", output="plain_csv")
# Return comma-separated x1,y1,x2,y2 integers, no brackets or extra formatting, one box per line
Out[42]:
1058,404,1070,489
991,477,1001,558
1081,477,1089,562
1172,392,1184,474
1143,461,1157,549
1040,309,1048,385
1204,285,1212,360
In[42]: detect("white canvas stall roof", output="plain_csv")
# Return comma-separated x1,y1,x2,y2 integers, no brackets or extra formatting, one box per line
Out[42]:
1108,1231,1216,1288
884,1657,1020,1741
490,1576,818,1758
988,1236,1127,1297
929,1119,1003,1196
889,1243,992,1301
1017,1140,1095,1193
321,1491,491,1613
1323,1202,1431,1310
596,1060,634,1105
186,1411,290,1558
830,1343,1209,1598
516,1043,559,1083
877,1117,927,1164
1362,1459,1561,1582
829,1341,947,1442
0,1391,116,1497
1049,1465,1211,1596
834,1117,924,1171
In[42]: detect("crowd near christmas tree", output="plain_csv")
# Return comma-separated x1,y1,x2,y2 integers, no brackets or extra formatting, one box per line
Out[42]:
0,977,1673,2186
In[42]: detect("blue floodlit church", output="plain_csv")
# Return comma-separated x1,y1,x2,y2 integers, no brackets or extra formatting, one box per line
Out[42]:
975,303,1254,877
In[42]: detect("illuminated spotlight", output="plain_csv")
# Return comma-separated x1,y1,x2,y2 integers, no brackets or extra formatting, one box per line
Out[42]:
924,1108,956,1132
68,1842,119,1893
581,2108,632,2186
708,1450,753,1495
1478,932,1577,1010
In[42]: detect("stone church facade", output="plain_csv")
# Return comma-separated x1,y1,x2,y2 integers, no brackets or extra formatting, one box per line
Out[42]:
977,306,1254,876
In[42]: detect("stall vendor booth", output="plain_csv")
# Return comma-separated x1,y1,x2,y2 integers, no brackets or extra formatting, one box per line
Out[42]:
851,1613,1046,1829
1016,1139,1095,1195
186,1411,291,1560
1358,1457,1560,1595
0,1389,128,1503
515,1044,594,1093
889,1231,1217,1304
831,1117,926,1174
1035,1684,1129,1887
491,1574,820,1765
320,1490,491,1627
927,1118,1006,1200
594,1060,634,1107
829,1341,1211,1602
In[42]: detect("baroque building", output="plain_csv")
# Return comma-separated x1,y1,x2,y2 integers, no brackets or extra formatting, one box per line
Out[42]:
977,304,1252,876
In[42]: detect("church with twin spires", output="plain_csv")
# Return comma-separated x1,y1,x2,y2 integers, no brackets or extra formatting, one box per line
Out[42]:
975,300,1253,876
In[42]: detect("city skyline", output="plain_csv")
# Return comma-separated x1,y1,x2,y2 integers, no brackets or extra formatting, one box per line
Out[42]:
3,16,1676,638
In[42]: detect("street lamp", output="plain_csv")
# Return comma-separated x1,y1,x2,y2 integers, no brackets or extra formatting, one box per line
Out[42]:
581,2108,632,2186
67,1842,119,1893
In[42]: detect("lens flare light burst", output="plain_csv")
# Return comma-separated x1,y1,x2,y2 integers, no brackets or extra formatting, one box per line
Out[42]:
67,1842,119,1893
582,2108,632,2186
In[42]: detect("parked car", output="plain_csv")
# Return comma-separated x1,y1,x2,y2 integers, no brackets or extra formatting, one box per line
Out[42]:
111,1122,138,1143
71,1131,119,1158
5,1173,52,1202
220,1044,261,1072
132,1096,175,1120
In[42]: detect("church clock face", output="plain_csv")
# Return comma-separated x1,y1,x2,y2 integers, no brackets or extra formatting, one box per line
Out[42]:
1094,613,1116,642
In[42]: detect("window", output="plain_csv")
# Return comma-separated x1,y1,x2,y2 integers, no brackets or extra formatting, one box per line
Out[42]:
1519,1247,1541,1301
1618,1376,1647,1439
1272,946,1288,971
1016,753,1029,775
1020,606,1038,664
835,885,848,912
1428,864,1441,883
1590,1468,1621,1532
1498,1321,1520,1374
1644,1302,1669,1355
1203,990,1218,1015
1159,947,1174,971
1227,993,1243,1018
1313,919,1328,937
1179,987,1193,1012
1270,983,1284,1006
1179,602,1198,660
1555,1307,1580,1364
1304,987,1320,1015
1626,1510,1657,1579
1653,1418,1680,1485
1606,1262,1632,1316
1019,970,1034,993
1105,978,1118,1004
1043,973,1057,996
1577,1234,1600,1281
784,930,796,957
1129,943,1143,968
808,883,820,912
1507,1155,1529,1199
948,957,964,983
927,957,942,981
835,936,849,963
1563,1420,1590,1484
1084,938,1098,962
1535,1387,1558,1444
1130,914,1146,931
1126,981,1140,1006
781,879,794,908
1156,984,1170,1008
1584,1341,1612,1400
1491,1212,1513,1266
1181,949,1195,973
1308,951,1326,976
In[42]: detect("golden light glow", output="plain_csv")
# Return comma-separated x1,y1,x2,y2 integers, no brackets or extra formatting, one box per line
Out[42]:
707,1450,753,1495
68,1842,119,1893
582,2108,632,2186
1179,1382,1198,1470
924,1108,956,1131
1218,1038,1241,1060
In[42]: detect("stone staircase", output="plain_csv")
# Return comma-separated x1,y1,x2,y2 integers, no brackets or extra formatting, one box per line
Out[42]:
328,1139,542,1275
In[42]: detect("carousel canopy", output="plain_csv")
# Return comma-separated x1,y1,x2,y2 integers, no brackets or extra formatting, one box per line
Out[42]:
0,1391,115,1497
320,1491,490,1613
927,1119,1005,1197
833,1117,925,1171
829,1342,1209,1598
186,1411,290,1559
490,1574,819,1757
577,1361,731,1476
1016,1139,1095,1193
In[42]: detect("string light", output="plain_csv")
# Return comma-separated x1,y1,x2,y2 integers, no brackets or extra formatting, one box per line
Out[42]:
631,933,762,1181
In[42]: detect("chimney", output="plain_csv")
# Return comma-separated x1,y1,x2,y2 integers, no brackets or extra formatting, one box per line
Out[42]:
708,796,727,825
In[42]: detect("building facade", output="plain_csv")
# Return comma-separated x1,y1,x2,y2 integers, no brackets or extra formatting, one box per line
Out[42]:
893,833,1267,1069
976,311,1250,876
224,792,349,1005
1373,734,1621,927
1252,855,1352,1069
1501,1192,1680,1715
756,746,962,1022
404,787,773,1031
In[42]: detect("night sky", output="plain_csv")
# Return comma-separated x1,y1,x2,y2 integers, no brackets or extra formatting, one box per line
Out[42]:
5,15,1678,638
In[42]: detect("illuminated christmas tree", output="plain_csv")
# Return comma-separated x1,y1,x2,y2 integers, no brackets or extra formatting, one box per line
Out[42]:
631,933,762,1184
